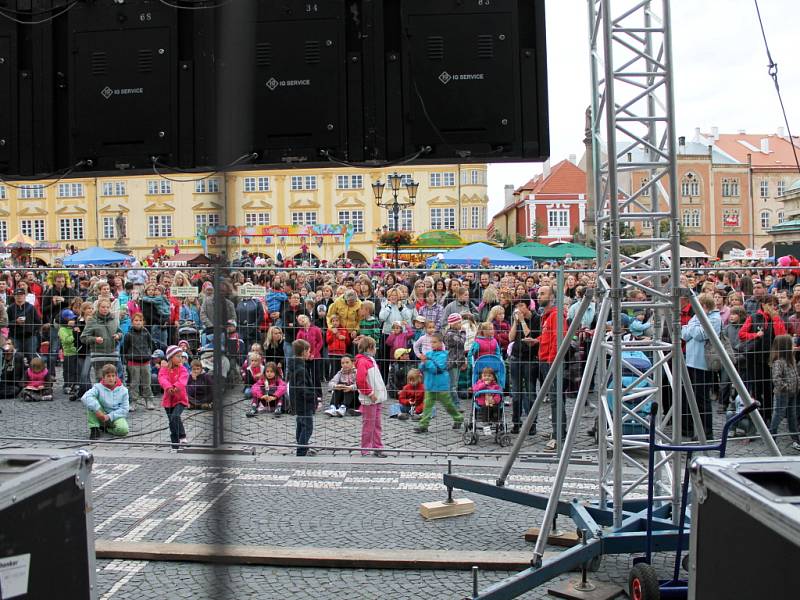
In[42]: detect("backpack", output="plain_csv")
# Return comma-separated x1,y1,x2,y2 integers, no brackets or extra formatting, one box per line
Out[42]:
704,327,735,372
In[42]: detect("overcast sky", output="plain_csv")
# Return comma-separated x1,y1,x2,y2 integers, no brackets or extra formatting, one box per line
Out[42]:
486,0,799,216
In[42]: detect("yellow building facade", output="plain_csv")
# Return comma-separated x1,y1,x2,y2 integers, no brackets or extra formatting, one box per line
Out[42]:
0,165,488,263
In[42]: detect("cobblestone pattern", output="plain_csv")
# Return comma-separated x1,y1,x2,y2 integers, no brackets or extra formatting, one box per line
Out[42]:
1,379,795,461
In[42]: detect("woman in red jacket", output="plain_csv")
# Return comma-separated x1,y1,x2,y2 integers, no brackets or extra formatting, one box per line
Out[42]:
739,297,786,422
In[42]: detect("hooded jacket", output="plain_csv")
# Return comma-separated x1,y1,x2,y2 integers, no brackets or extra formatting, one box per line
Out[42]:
81,378,130,422
122,326,155,364
81,312,121,356
355,352,387,406
419,349,450,392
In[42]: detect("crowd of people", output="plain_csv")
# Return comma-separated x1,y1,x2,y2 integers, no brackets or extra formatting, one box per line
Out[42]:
0,251,798,455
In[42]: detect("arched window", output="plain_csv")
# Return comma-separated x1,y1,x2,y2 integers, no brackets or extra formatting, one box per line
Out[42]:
681,172,700,197
760,210,771,230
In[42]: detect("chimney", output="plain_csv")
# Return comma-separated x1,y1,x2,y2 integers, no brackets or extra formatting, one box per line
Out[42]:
678,136,686,153
504,184,515,207
760,138,770,154
694,127,701,141
569,154,577,165
543,159,551,179
777,126,786,138
711,126,719,140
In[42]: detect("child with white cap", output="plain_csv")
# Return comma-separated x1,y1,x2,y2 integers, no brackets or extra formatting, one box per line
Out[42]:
158,345,189,448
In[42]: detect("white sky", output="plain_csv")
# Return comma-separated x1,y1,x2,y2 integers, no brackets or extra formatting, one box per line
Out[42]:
486,0,800,217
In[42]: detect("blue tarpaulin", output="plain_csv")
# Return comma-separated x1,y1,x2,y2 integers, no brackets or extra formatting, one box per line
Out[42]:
425,242,533,267
62,247,134,266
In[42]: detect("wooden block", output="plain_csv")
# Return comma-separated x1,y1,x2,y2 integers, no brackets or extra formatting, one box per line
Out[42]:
524,527,580,547
419,498,475,520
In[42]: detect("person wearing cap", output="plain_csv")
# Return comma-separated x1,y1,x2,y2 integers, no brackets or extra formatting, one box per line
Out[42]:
7,287,40,363
411,314,427,343
387,347,413,401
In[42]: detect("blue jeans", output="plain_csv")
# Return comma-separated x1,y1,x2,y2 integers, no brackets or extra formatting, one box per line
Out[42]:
149,325,167,349
165,404,186,446
770,391,800,443
296,415,313,456
509,358,538,426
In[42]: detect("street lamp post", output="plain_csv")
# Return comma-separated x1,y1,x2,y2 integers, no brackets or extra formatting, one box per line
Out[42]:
372,172,419,268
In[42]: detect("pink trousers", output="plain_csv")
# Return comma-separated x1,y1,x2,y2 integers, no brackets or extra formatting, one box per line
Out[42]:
360,403,383,454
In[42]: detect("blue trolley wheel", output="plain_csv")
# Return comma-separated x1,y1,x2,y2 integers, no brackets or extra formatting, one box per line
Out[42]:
629,563,660,600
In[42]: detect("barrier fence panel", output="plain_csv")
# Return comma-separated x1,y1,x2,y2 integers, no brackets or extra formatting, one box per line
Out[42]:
0,263,796,457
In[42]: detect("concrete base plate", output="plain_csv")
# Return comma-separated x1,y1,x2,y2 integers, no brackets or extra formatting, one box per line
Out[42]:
547,579,625,600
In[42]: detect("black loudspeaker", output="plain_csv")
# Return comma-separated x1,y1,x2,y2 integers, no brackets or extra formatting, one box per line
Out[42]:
63,0,179,170
387,0,549,163
252,0,350,164
0,1,18,175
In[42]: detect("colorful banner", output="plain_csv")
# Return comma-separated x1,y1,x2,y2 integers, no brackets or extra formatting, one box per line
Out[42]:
204,224,354,252
729,248,770,259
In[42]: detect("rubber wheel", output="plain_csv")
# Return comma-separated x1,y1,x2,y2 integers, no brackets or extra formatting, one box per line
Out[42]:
468,432,479,445
499,434,512,447
461,428,471,445
629,563,660,600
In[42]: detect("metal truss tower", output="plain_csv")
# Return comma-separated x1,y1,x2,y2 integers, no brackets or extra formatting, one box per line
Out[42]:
443,2,780,597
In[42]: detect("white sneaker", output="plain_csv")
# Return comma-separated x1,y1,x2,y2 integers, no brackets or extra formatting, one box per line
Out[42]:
337,405,347,417
792,441,800,452
324,406,338,417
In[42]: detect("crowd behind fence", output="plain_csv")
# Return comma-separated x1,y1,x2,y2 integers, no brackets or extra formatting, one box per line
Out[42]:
0,259,797,456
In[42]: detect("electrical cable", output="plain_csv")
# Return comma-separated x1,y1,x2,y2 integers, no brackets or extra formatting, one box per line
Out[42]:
753,0,800,174
0,160,90,190
150,152,258,183
319,146,432,170
0,0,79,25
157,0,234,10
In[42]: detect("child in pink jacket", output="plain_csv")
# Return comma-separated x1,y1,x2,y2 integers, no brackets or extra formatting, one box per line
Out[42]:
355,336,387,458
159,345,189,448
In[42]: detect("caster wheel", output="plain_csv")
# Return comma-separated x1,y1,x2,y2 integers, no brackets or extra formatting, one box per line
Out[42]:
461,428,471,445
468,432,479,445
681,553,690,573
629,563,660,600
499,434,512,447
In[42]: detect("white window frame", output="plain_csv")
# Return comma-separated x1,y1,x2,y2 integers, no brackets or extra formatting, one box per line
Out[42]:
681,173,699,197
778,211,785,225
471,169,480,185
442,172,455,187
244,176,270,193
547,209,570,236
337,210,364,233
390,208,414,231
471,206,481,229
777,180,786,196
760,211,771,230
195,213,222,236
398,173,413,186
291,211,317,225
19,184,45,199
290,176,303,191
760,180,769,198
101,181,126,197
429,173,442,188
57,182,84,198
304,175,317,190
721,178,740,198
147,179,172,195
147,215,173,238
461,207,468,229
102,217,116,240
59,217,85,241
245,212,271,227
0,221,7,242
23,219,46,241
336,175,350,190
0,185,6,200
195,178,220,194
640,177,650,197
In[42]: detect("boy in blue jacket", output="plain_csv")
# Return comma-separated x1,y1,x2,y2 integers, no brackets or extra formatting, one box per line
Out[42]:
414,332,464,433
81,364,130,440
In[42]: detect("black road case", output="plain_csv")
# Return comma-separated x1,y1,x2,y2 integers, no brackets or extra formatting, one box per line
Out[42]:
689,456,800,600
0,450,96,600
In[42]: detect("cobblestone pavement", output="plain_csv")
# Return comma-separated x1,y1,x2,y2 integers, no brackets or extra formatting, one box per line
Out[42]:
87,453,681,600
1,376,796,461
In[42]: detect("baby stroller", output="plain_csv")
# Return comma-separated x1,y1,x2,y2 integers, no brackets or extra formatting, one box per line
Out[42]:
463,354,511,447
178,320,201,355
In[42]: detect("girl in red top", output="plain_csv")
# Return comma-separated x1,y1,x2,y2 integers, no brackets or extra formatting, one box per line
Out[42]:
159,345,189,448
398,368,424,420
325,313,349,380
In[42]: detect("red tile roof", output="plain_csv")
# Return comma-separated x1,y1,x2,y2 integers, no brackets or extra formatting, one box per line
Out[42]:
712,133,800,170
496,160,587,219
